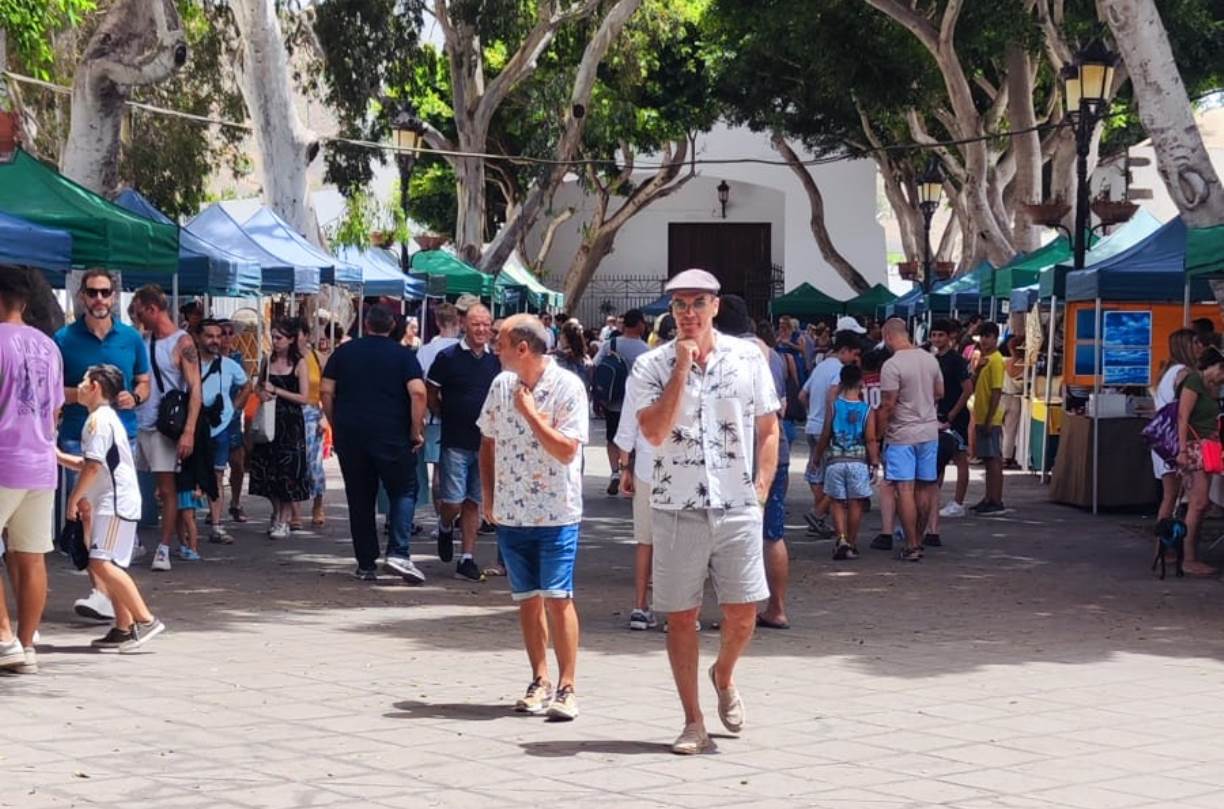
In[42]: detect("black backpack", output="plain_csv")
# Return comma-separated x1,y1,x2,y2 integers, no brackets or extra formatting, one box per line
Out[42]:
591,337,628,410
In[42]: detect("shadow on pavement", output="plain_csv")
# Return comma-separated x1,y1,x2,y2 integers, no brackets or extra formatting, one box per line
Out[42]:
520,739,673,757
386,699,519,722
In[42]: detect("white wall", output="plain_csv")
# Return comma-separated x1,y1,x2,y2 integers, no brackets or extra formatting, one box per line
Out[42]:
526,123,887,299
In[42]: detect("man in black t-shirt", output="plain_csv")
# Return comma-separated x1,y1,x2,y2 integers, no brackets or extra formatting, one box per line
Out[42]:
321,305,427,582
426,304,500,581
929,320,973,531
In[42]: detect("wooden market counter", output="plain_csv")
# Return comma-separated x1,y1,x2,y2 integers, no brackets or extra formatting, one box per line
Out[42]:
1048,413,1159,509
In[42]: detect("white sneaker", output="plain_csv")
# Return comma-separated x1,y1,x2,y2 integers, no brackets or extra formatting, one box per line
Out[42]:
939,501,967,518
0,638,23,669
74,589,115,622
269,523,290,540
384,556,426,584
150,544,172,571
131,540,147,560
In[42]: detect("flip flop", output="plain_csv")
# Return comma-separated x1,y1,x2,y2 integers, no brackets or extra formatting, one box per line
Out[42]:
755,615,790,630
482,566,506,577
229,506,248,523
311,517,326,527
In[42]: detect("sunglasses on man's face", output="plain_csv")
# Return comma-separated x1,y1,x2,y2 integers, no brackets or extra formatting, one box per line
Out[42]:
84,287,113,299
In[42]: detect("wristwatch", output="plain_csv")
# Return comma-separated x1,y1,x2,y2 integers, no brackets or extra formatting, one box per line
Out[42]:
132,392,143,406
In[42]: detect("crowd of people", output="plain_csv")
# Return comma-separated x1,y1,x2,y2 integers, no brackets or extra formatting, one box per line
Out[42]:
0,260,1028,755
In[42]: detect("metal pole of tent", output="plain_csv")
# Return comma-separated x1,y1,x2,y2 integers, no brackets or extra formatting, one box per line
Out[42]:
1092,296,1102,515
329,285,336,346
1040,295,1058,484
357,285,364,337
204,292,211,318
171,273,179,322
1184,281,1191,326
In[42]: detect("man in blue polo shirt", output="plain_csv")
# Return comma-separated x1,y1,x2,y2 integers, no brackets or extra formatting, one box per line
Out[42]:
427,303,500,582
54,268,150,623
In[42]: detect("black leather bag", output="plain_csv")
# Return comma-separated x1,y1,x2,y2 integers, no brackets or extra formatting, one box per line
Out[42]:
59,518,89,571
150,333,188,440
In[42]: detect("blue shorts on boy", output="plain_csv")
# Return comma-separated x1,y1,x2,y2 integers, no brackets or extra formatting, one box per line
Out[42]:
439,447,481,504
825,461,872,500
497,523,579,601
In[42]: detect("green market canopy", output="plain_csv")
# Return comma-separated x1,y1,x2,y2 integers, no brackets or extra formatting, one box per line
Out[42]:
841,284,897,317
772,283,844,318
496,257,564,310
1185,223,1224,279
0,150,178,273
985,236,1073,299
410,249,495,297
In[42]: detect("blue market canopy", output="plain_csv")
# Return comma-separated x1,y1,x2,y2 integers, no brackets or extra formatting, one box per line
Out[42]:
1039,209,1163,299
188,205,319,294
0,211,73,271
335,246,425,298
1010,283,1039,313
243,207,361,288
1065,215,1211,302
114,189,261,296
642,293,671,316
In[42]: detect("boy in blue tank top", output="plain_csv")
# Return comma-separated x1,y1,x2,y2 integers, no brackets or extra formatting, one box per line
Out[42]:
815,364,879,560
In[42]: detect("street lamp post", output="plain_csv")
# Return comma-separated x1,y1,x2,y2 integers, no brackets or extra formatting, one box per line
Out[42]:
1062,40,1118,269
916,158,944,297
390,102,427,275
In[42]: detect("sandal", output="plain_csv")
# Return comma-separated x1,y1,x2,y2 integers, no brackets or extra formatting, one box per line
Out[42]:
289,522,304,532
482,566,506,577
229,506,248,523
901,547,923,562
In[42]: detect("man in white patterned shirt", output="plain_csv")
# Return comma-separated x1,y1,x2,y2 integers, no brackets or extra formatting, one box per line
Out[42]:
478,314,589,722
633,269,781,755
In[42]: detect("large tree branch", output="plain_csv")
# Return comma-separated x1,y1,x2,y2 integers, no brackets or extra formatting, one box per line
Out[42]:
862,0,938,52
533,206,575,270
772,132,871,293
906,108,966,182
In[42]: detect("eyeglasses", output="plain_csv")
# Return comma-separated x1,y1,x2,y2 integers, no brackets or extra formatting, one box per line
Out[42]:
222,330,234,337
84,288,113,299
670,297,713,314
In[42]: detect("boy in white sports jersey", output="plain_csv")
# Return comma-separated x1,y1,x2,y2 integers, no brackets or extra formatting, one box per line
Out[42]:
59,365,166,653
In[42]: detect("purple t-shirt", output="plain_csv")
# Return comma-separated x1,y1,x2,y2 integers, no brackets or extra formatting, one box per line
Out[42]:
0,323,64,489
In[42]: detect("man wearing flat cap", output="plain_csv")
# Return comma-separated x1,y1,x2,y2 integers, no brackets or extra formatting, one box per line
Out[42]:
630,269,781,755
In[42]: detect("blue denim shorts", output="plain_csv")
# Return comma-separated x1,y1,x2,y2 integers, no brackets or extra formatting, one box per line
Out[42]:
438,447,481,504
764,461,789,541
497,523,579,601
226,416,244,449
211,434,231,471
883,441,939,483
824,461,872,500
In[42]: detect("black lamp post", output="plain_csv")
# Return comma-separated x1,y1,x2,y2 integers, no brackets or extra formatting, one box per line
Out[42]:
390,102,427,275
717,180,730,219
1063,40,1118,269
916,158,944,296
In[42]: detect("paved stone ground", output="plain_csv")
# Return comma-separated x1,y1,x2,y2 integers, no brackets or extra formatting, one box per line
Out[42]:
6,431,1224,809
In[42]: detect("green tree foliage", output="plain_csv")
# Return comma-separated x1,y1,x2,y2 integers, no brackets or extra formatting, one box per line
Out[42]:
0,0,95,80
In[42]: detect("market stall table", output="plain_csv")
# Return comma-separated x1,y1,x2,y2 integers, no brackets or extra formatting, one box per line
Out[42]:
1048,413,1158,509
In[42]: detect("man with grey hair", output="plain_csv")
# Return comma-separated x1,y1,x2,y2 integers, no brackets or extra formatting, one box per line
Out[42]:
633,269,780,755
478,314,588,721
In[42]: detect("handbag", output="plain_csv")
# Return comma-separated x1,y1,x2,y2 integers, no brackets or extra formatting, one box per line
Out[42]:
150,333,188,440
250,362,277,444
59,518,89,571
1141,401,1180,462
1193,425,1224,474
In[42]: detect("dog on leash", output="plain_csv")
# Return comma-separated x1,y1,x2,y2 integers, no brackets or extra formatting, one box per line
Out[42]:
1152,518,1186,580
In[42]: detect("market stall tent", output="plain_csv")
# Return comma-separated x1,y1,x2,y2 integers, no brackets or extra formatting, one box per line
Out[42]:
642,293,671,316
496,256,564,310
1039,209,1163,299
114,189,261,296
410,250,495,297
841,284,898,317
335,245,425,298
773,282,845,318
188,205,319,294
0,149,177,273
1065,216,1208,302
0,211,73,271
244,207,360,288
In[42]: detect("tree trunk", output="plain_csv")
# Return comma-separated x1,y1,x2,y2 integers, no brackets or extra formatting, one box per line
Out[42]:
1006,45,1042,252
478,0,643,275
231,0,320,241
563,228,617,307
1098,0,1224,226
772,133,871,293
60,0,186,194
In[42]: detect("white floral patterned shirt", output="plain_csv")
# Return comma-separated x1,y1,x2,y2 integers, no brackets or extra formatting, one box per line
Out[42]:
632,332,781,510
477,358,590,526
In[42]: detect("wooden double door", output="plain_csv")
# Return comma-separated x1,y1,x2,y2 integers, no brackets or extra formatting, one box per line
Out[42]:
667,223,772,318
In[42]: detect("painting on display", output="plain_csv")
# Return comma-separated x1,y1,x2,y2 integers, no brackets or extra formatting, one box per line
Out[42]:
1101,310,1152,386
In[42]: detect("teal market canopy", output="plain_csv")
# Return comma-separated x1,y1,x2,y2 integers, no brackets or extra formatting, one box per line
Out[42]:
335,245,426,298
1039,209,1163,299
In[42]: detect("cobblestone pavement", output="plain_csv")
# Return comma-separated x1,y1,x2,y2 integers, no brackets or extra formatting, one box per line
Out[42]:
6,435,1224,809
